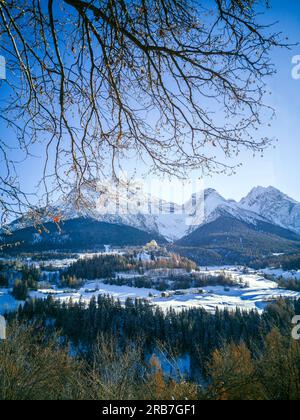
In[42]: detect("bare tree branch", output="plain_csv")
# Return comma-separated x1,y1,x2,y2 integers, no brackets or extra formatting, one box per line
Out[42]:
0,0,289,226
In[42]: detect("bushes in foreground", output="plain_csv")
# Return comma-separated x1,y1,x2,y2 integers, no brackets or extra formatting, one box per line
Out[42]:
207,330,300,400
1,296,300,400
0,323,81,400
1,320,300,400
0,322,198,401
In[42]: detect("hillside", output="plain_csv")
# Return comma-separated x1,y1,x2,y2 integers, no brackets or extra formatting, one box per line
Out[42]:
2,185,300,263
0,218,167,253
175,215,300,265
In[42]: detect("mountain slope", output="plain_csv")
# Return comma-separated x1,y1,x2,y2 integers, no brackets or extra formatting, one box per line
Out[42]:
240,186,300,235
0,218,167,253
176,210,300,264
49,187,269,242
2,185,300,259
87,187,293,242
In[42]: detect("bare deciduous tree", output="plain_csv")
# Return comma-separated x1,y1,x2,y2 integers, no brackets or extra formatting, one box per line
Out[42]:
0,0,288,226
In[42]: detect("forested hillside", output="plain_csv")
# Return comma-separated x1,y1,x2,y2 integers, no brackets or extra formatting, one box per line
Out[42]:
174,216,300,265
0,218,166,252
2,296,300,400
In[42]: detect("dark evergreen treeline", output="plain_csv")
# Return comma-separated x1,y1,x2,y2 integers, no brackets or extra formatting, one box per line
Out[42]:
0,274,8,288
250,253,300,270
3,296,300,400
0,263,40,300
64,254,137,279
13,295,300,373
63,253,197,281
275,277,300,292
103,272,240,291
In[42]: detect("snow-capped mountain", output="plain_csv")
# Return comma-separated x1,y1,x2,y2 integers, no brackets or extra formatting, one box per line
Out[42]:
196,188,267,226
2,183,300,262
6,183,300,244
46,185,275,242
240,186,300,236
53,184,190,242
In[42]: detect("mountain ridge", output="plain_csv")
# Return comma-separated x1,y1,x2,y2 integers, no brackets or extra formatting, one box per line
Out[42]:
50,185,300,241
239,186,300,235
0,218,167,252
2,185,300,259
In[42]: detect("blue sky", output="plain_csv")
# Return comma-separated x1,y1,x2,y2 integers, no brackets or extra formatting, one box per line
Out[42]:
205,0,300,201
0,0,300,204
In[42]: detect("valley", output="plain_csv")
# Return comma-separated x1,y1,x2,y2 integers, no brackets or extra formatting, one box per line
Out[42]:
1,246,300,316
26,269,300,314
1,185,300,316
1,186,300,267
1,185,300,400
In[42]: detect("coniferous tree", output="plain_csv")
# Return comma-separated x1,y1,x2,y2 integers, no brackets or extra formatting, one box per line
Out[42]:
12,280,28,301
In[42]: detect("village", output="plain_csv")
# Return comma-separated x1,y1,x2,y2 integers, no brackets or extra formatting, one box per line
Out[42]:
1,239,289,316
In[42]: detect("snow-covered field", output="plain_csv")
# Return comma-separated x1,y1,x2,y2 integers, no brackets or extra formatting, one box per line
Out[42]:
153,269,300,313
1,267,300,316
260,267,300,281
